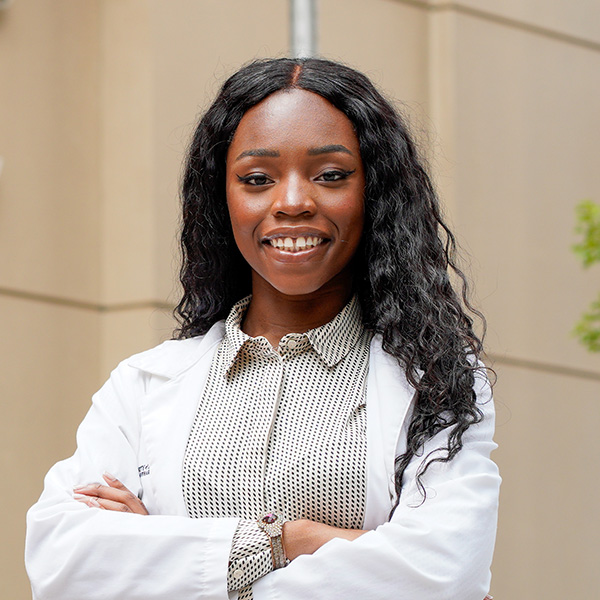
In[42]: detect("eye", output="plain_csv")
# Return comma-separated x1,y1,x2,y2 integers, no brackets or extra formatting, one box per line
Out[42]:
236,173,273,186
316,169,356,183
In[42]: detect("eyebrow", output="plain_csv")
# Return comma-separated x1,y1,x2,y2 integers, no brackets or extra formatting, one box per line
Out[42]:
307,144,353,156
235,148,280,161
236,144,353,161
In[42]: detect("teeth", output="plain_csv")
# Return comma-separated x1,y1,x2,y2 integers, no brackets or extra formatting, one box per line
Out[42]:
269,236,324,252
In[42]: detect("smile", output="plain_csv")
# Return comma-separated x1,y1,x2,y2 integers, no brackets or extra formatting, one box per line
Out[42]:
266,236,326,253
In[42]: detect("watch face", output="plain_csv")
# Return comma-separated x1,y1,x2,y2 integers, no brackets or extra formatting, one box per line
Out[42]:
258,513,284,536
262,513,277,525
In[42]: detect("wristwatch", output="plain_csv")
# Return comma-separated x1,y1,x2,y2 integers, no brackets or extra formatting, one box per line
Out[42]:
257,512,289,569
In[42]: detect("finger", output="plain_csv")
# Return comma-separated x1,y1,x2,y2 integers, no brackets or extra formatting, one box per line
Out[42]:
74,494,102,509
73,481,148,515
74,494,132,513
94,497,134,512
73,482,118,500
102,472,149,515
74,480,130,503
102,471,128,490
74,489,147,515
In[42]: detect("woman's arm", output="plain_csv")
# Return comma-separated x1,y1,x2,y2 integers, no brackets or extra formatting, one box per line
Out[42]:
25,360,238,600
251,370,500,600
282,520,367,560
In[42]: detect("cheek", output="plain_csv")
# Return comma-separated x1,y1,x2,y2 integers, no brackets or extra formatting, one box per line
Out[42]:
229,218,256,258
226,194,258,241
226,205,268,272
338,198,365,247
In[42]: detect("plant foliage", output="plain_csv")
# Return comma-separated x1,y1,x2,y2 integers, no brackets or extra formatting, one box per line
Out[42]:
573,200,600,352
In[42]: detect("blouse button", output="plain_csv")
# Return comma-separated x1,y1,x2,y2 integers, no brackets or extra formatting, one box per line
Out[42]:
287,339,298,350
233,569,243,579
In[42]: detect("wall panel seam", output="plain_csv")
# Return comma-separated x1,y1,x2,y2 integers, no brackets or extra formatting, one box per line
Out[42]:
388,0,600,53
488,352,600,382
0,286,173,313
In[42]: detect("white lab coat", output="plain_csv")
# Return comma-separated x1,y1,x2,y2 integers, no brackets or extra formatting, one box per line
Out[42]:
25,320,500,600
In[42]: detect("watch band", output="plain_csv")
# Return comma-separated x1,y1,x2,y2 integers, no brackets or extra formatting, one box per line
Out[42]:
257,512,288,569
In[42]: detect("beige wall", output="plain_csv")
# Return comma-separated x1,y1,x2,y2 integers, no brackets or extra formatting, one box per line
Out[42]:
1,3,103,596
441,6,600,598
2,1,599,598
1,1,288,596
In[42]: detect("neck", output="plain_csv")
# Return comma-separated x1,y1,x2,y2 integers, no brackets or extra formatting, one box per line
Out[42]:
242,274,354,348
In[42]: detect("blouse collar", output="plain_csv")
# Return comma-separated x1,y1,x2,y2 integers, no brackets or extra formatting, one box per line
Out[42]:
222,294,365,371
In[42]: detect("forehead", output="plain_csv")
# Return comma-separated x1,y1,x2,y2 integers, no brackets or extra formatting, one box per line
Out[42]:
228,88,359,153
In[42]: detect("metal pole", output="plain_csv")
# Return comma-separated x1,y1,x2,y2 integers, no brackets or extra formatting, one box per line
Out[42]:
290,0,318,58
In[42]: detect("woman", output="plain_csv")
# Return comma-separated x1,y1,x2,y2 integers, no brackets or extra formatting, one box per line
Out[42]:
26,58,500,600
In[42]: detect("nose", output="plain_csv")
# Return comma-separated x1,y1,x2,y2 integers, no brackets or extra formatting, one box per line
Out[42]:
271,175,316,218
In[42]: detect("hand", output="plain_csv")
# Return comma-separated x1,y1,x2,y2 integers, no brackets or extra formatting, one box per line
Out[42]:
282,519,368,561
73,472,149,515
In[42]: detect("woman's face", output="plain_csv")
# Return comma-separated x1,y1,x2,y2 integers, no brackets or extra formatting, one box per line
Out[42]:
225,88,365,297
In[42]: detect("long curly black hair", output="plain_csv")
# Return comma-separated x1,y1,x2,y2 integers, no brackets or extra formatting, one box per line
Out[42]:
176,57,489,513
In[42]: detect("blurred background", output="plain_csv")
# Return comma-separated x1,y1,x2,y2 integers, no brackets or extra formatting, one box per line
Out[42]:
1,0,599,598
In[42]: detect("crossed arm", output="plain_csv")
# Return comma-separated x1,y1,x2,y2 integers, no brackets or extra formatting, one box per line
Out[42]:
73,473,368,561
27,357,499,600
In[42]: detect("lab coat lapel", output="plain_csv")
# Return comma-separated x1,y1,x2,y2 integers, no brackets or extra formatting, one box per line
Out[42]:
131,322,225,517
364,336,416,528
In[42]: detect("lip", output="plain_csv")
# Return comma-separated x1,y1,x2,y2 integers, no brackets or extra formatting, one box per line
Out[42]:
260,227,331,261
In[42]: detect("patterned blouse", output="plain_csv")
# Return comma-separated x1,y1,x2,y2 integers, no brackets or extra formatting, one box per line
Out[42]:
182,295,371,597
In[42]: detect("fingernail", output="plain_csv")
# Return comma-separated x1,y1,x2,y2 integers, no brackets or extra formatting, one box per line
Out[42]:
103,471,117,481
89,498,101,508
73,493,87,499
73,484,89,491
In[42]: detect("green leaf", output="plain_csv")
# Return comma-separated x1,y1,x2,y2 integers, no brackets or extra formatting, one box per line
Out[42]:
573,294,600,353
573,200,600,268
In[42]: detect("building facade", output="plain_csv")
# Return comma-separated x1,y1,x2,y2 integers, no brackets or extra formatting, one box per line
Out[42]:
1,1,599,597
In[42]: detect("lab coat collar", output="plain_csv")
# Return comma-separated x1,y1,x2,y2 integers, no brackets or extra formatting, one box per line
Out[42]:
126,321,226,379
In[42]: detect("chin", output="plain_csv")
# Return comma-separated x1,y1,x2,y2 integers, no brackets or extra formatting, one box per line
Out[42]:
270,282,327,298
256,270,330,298
251,261,353,299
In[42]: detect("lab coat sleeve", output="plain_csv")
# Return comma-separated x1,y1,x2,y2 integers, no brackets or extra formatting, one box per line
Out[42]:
25,360,238,600
251,368,501,600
